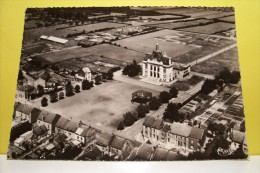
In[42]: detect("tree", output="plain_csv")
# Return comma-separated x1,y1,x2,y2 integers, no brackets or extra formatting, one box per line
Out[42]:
149,97,161,110
65,81,74,96
117,121,124,130
41,97,48,107
169,86,178,98
136,104,149,118
216,136,230,150
123,111,138,126
95,75,102,85
18,70,24,80
106,71,113,80
159,91,171,103
82,80,90,90
37,85,44,96
163,103,183,123
122,60,141,77
75,85,80,93
59,91,65,100
201,79,217,94
229,71,240,84
187,152,206,160
50,92,58,103
219,67,231,83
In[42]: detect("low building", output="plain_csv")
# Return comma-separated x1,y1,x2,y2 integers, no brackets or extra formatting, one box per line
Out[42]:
33,124,48,139
24,71,50,88
75,125,96,146
75,67,92,82
230,130,247,154
37,110,61,135
16,85,36,102
95,132,113,154
15,104,34,121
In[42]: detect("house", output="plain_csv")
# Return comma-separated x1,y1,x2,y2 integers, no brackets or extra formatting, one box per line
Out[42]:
152,147,179,161
37,110,61,135
62,120,79,139
24,71,50,88
75,67,92,82
55,117,70,134
14,130,33,147
230,130,247,154
16,85,36,102
142,116,206,153
109,135,126,157
75,125,96,146
15,104,34,121
128,142,155,161
142,43,190,83
95,132,113,154
32,124,48,139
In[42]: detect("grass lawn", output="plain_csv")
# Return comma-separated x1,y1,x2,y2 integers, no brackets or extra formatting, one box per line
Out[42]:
191,48,240,75
37,44,145,64
33,80,159,130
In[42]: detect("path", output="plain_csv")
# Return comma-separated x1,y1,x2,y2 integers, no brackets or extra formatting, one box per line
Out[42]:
187,43,237,67
190,71,215,80
113,70,169,92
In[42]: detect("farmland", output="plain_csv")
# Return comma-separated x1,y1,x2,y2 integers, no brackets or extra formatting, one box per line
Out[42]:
113,29,199,59
130,15,185,20
218,15,236,23
23,22,127,42
149,19,212,29
191,48,240,75
114,29,235,64
178,22,235,34
36,44,145,64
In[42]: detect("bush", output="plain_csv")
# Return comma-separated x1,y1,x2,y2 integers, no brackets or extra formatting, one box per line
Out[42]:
123,112,138,127
159,91,172,103
75,85,80,93
41,97,48,107
50,92,58,103
136,104,150,118
169,86,178,98
59,91,65,100
149,97,161,110
117,121,125,130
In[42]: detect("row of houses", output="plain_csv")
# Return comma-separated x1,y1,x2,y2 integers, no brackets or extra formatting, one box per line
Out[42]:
142,116,206,153
14,103,96,147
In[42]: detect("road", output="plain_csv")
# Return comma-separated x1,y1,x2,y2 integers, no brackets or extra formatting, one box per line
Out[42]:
190,71,215,80
187,43,237,67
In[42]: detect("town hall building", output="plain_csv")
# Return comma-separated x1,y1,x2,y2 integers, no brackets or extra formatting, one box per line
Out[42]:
142,43,190,83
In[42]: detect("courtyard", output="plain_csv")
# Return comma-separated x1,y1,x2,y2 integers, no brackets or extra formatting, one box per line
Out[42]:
32,80,160,131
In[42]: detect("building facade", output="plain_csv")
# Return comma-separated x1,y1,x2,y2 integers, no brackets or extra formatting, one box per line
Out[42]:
142,43,190,83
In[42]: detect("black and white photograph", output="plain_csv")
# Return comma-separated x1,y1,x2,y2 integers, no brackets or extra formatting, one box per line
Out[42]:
8,7,248,161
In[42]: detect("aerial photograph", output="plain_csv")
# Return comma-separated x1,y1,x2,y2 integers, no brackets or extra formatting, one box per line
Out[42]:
8,7,248,161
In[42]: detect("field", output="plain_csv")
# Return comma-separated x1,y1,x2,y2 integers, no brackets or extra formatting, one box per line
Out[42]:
218,15,236,23
36,44,145,64
33,80,160,131
191,48,240,75
23,22,126,42
149,19,212,29
113,29,199,59
130,15,185,20
178,22,235,34
114,29,235,64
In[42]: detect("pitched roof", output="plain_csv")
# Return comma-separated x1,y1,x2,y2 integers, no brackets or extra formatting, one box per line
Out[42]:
30,108,41,123
135,143,154,161
80,126,96,137
33,124,48,136
16,104,34,115
55,117,69,129
152,118,163,130
231,130,245,144
152,147,169,161
82,67,91,73
110,136,126,150
63,120,79,133
96,132,113,147
170,123,192,137
166,151,179,161
143,116,155,127
39,71,50,81
189,127,205,140
37,110,61,124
